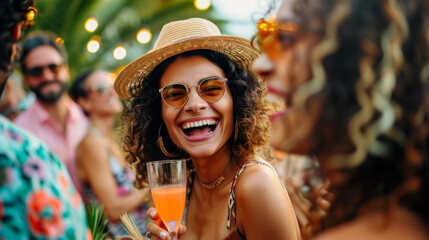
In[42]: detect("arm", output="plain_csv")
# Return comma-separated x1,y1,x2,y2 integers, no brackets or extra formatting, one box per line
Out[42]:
234,162,301,240
76,135,149,222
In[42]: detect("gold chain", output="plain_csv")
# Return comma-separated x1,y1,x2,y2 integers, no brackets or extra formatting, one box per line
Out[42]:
200,161,232,190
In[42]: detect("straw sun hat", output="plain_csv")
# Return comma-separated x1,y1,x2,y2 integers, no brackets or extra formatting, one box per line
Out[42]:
114,17,261,98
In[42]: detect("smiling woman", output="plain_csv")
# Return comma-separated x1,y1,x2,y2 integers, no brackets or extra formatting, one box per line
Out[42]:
116,18,300,240
69,69,150,238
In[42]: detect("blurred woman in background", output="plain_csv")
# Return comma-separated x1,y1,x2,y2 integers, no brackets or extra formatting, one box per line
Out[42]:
70,70,150,237
253,0,429,239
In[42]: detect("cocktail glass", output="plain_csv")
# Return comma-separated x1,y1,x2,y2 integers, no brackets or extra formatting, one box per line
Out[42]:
147,159,187,240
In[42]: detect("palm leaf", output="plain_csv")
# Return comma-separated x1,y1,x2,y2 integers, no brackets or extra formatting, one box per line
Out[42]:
86,203,111,240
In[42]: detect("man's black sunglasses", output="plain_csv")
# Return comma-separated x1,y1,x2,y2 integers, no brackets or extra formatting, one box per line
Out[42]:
26,63,63,77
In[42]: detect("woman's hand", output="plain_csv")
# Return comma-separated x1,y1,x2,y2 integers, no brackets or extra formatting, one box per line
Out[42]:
146,207,187,240
285,179,333,238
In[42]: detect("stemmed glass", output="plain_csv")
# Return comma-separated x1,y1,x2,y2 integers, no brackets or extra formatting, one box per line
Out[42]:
282,155,329,238
147,159,187,240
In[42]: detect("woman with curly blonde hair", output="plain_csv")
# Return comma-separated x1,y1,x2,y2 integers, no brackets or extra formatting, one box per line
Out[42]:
115,18,300,240
253,0,429,239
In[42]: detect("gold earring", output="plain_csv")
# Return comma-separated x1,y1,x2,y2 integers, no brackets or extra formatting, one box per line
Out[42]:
157,123,179,158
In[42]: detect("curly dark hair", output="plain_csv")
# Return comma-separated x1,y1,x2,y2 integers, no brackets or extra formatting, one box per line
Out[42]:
121,49,270,189
69,69,96,116
19,31,68,73
283,0,429,229
0,0,33,72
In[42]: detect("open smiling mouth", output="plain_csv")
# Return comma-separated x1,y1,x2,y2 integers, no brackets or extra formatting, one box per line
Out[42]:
181,119,218,137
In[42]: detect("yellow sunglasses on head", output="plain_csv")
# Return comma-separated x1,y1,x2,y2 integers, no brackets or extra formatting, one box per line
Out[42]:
256,18,324,59
256,18,300,59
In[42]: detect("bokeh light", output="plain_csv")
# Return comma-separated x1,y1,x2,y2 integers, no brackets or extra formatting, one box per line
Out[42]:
87,39,100,53
136,28,152,44
55,38,64,45
108,73,117,84
113,46,127,60
194,0,211,10
85,17,98,32
26,6,37,21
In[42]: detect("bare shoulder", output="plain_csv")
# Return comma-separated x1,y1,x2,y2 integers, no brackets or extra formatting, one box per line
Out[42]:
234,157,281,194
234,156,288,208
76,133,107,163
234,157,300,239
78,133,104,152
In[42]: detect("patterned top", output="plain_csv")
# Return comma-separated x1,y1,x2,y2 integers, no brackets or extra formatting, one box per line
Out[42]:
82,152,148,237
82,126,148,237
0,116,92,239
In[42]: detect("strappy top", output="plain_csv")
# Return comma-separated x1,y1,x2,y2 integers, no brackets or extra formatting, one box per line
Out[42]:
183,161,286,240
82,126,148,237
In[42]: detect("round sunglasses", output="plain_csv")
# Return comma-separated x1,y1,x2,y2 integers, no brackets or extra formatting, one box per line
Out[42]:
159,76,228,108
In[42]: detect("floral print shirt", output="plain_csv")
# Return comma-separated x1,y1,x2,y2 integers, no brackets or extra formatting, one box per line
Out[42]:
0,116,92,239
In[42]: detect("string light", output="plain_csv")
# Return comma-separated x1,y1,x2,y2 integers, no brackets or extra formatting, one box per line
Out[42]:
136,28,152,44
108,73,117,84
87,36,100,53
194,0,211,10
55,38,64,45
85,17,98,32
113,45,127,60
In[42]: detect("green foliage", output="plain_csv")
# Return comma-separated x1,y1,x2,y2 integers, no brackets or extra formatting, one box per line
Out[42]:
29,0,218,79
86,203,111,240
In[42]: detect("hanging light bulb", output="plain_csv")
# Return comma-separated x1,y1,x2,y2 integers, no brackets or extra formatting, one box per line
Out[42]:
113,45,127,60
136,28,152,44
55,37,64,45
108,73,117,84
194,0,211,10
85,17,98,32
87,36,100,53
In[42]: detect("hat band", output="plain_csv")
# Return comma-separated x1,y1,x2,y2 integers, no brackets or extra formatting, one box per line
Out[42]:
171,35,203,44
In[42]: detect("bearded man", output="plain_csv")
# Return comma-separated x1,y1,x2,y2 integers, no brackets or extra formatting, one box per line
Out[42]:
15,32,89,195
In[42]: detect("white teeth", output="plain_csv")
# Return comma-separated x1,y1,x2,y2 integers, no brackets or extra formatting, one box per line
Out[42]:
183,119,216,129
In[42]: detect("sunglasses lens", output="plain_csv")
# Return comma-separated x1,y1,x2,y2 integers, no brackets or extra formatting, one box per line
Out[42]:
48,64,61,73
96,86,108,94
86,85,112,96
199,78,225,102
161,84,187,107
257,19,280,59
27,64,62,77
257,20,275,40
28,67,43,77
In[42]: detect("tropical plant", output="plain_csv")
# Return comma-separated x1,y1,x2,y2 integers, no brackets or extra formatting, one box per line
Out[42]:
86,203,111,240
29,0,221,78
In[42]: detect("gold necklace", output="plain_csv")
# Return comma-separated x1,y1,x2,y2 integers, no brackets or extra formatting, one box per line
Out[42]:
200,161,232,190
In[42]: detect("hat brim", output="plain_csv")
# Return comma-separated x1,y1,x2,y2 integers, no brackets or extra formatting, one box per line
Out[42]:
114,35,261,98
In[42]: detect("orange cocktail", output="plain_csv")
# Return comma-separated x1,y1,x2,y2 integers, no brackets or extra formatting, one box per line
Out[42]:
147,159,187,239
151,185,186,228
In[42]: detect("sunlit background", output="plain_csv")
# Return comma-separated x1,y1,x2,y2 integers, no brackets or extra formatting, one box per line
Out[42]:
24,0,275,80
